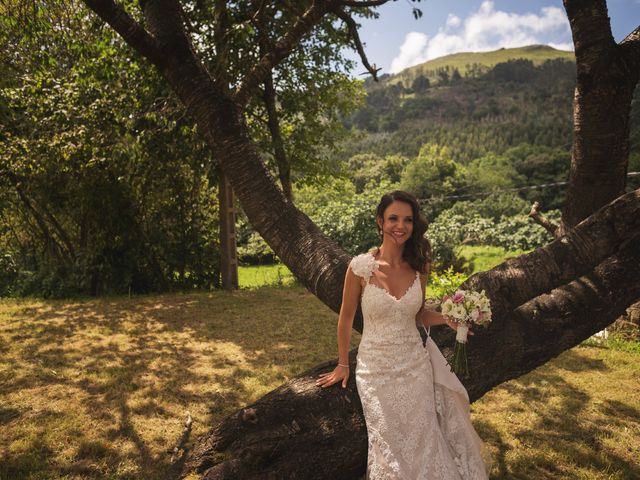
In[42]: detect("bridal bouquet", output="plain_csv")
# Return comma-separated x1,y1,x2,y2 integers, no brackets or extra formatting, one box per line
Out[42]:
440,289,492,377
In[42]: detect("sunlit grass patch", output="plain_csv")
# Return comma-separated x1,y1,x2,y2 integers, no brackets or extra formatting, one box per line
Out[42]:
472,343,639,479
238,263,297,288
458,245,529,274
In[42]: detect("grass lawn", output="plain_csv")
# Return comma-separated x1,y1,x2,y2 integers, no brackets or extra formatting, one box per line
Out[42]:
238,263,296,289
458,245,530,274
1,286,638,479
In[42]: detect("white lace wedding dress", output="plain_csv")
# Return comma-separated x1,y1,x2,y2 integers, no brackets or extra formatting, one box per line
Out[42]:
350,252,491,480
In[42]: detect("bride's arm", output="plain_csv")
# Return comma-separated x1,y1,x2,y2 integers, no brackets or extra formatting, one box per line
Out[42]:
421,308,449,327
316,265,361,388
336,267,361,366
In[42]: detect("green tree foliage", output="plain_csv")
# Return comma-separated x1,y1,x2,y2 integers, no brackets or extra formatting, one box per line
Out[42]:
400,143,467,216
1,2,219,296
465,153,526,191
429,204,560,265
1,1,366,296
504,144,570,209
445,192,530,221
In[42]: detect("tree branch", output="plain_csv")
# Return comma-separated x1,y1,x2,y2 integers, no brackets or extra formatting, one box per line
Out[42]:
139,0,196,60
528,201,560,238
82,0,164,67
256,8,293,201
263,72,293,200
211,0,232,88
338,0,392,6
234,0,338,107
465,188,640,320
333,7,381,80
619,24,640,81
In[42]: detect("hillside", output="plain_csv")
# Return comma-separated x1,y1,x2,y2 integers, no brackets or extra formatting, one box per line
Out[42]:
374,45,575,89
336,47,640,215
347,56,578,163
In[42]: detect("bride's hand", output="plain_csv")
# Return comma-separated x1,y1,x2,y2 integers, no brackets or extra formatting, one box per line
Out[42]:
315,365,350,388
444,316,474,335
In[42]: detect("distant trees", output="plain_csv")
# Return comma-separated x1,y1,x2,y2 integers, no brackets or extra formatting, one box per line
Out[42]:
400,143,466,217
487,59,536,82
411,74,430,92
465,153,526,191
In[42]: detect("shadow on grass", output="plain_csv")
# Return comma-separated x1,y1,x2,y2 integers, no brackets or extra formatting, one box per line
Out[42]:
2,293,638,480
476,349,639,480
0,287,334,479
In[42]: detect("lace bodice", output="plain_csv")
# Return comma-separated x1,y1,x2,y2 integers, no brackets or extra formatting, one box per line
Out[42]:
350,251,424,348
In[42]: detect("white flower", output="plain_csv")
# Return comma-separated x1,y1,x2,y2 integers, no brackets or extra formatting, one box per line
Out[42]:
350,252,379,279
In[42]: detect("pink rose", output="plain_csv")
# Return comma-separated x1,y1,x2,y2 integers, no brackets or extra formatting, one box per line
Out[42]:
452,291,465,303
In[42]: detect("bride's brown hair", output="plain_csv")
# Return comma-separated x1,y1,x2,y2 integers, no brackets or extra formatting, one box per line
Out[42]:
375,190,432,274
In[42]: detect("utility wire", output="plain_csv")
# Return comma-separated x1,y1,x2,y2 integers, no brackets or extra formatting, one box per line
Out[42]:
422,171,640,201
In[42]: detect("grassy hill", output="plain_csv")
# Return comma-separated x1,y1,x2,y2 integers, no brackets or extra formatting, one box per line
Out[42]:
376,45,574,88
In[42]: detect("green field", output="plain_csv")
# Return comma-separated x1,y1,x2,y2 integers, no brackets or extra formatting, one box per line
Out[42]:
458,245,531,274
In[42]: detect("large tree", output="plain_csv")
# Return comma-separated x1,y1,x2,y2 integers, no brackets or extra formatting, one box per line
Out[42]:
56,0,640,477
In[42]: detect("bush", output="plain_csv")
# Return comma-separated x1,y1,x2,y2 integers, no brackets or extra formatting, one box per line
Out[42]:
426,266,468,300
237,231,277,265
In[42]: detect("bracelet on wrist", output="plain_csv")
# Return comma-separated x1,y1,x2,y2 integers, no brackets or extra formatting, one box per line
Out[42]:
337,363,349,368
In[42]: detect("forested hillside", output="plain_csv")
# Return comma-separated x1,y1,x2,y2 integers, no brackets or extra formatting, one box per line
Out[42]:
316,47,640,218
345,58,575,161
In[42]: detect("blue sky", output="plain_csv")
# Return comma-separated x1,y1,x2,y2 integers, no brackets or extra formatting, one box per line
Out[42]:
343,0,640,75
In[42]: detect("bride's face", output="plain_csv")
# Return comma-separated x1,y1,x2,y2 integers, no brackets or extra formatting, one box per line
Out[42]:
377,200,414,245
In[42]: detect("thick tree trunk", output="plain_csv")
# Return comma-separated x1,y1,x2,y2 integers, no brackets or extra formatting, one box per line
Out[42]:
183,190,640,479
560,0,640,233
142,40,352,320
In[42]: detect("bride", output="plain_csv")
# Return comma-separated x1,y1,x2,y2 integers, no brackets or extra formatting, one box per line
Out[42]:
316,190,491,479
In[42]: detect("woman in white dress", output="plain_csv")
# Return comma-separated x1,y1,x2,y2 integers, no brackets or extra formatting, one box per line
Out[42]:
316,190,491,479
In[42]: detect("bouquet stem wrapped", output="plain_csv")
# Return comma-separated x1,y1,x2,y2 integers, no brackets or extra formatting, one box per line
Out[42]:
440,290,492,378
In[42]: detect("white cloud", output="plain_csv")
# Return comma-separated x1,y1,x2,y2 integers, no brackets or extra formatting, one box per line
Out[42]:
547,41,574,51
389,1,573,73
389,32,431,74
446,14,461,29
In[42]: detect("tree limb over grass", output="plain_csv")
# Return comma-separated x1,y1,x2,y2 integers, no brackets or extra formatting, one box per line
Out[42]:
182,189,640,479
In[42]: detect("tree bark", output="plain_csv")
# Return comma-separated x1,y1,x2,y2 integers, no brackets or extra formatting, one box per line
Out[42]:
560,0,640,233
